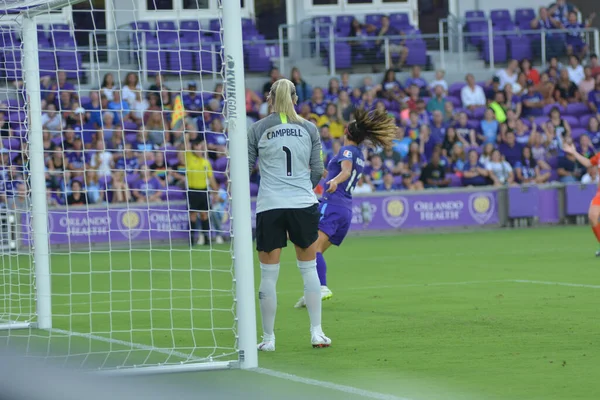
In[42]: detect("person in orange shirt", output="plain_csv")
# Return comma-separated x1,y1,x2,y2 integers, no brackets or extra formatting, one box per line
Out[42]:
563,142,600,256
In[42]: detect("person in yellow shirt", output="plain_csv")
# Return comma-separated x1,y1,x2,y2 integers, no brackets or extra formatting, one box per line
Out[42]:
316,103,345,139
185,140,219,246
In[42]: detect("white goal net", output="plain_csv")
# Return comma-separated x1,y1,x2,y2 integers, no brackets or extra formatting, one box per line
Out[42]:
0,0,257,372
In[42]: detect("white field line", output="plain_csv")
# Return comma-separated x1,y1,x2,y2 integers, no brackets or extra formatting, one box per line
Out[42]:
254,367,413,400
512,280,600,289
48,329,414,400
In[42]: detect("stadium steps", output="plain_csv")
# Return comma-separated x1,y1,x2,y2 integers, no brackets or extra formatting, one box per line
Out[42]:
429,50,487,72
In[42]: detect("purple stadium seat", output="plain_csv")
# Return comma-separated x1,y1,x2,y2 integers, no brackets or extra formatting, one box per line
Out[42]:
125,133,137,144
449,82,465,98
563,115,580,129
336,15,353,35
56,50,83,79
465,10,485,20
447,96,462,108
466,22,488,46
508,36,532,61
214,156,228,172
365,14,384,28
331,43,351,69
165,187,186,202
490,9,512,25
448,173,462,187
565,103,590,117
520,118,532,128
241,18,255,31
180,20,201,32
534,116,550,126
467,120,479,130
472,107,486,120
2,138,20,150
246,45,272,72
156,21,177,32
481,36,507,64
580,115,593,128
571,128,587,141
390,13,410,29
515,8,536,27
543,104,563,115
404,39,427,66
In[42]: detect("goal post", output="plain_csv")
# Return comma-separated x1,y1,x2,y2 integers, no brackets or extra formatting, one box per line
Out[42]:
0,0,258,372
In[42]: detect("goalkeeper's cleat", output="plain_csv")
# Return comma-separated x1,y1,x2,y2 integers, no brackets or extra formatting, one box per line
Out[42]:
294,286,334,308
257,334,275,352
311,328,331,348
321,286,333,301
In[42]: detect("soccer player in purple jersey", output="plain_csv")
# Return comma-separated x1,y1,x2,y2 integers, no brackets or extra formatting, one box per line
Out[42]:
295,108,397,308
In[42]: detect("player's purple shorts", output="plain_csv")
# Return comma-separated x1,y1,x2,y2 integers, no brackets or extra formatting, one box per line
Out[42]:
318,202,352,246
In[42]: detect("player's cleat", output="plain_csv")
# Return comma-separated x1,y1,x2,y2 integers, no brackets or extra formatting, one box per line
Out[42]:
311,329,331,348
257,334,275,352
321,286,333,301
215,235,224,245
294,286,334,308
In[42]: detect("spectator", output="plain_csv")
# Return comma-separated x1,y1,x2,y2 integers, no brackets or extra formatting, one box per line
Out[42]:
514,120,536,145
429,70,448,94
590,54,600,77
529,131,553,171
121,72,142,106
405,111,421,140
549,0,578,25
557,148,584,182
566,55,585,85
262,67,281,96
461,73,486,111
101,111,116,142
392,126,411,158
500,128,523,163
349,87,363,106
419,125,438,160
361,76,377,92
480,108,499,144
488,91,507,123
85,170,101,204
450,142,467,174
442,127,459,157
521,59,540,85
145,111,166,146
132,166,164,203
336,91,354,122
380,69,403,97
348,18,376,64
316,104,343,139
587,78,600,115
578,134,596,158
109,170,131,203
480,143,494,165
565,11,595,59
582,165,599,184
377,173,400,192
495,59,519,90
183,82,203,117
579,66,596,99
339,72,352,93
555,68,581,105
108,90,131,125
41,104,63,134
290,67,311,104
530,7,563,59
405,84,420,111
380,146,403,175
66,179,87,206
515,146,550,184
486,149,514,185
503,84,522,118
429,110,447,143
420,148,450,188
486,77,502,101
587,116,600,148
130,90,148,125
454,112,477,146
405,66,428,97
308,87,327,116
512,73,529,97
148,73,168,96
101,72,116,101
116,144,140,175
90,140,113,178
363,154,389,190
522,84,545,118
415,99,430,126
353,175,373,194
83,91,102,128
402,141,426,189
462,149,489,186
426,85,446,114
545,106,571,142
205,119,227,157
375,16,408,70
360,90,377,112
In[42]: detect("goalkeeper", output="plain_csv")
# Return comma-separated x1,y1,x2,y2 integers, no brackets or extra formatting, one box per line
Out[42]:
247,78,330,351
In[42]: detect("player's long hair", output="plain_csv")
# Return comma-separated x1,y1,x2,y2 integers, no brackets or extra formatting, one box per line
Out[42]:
348,108,396,150
268,78,300,122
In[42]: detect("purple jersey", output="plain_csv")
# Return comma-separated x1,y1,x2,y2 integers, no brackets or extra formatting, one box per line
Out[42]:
321,145,364,210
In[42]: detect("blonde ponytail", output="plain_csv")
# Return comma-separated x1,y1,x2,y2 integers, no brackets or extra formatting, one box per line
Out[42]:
268,78,300,122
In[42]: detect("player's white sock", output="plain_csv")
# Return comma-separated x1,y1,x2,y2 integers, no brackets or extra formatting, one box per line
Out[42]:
258,263,280,336
297,259,322,329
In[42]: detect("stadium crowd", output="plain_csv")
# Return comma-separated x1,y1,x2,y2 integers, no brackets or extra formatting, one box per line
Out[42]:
3,53,600,210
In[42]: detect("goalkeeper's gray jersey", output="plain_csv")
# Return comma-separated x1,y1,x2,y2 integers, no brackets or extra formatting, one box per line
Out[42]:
248,113,324,214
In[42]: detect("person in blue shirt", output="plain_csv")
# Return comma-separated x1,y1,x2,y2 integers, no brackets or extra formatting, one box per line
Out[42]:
405,65,429,97
462,149,490,186
294,108,396,307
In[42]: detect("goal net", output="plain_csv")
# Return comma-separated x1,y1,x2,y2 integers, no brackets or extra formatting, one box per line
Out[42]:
0,0,257,372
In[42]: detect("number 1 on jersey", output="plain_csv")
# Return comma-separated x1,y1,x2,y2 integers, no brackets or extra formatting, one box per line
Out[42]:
282,146,292,176
345,169,362,192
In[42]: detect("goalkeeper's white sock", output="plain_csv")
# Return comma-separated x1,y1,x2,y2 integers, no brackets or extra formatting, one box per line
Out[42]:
297,259,322,330
258,263,280,336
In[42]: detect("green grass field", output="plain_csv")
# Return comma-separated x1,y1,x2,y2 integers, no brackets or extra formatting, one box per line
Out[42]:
1,226,600,399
